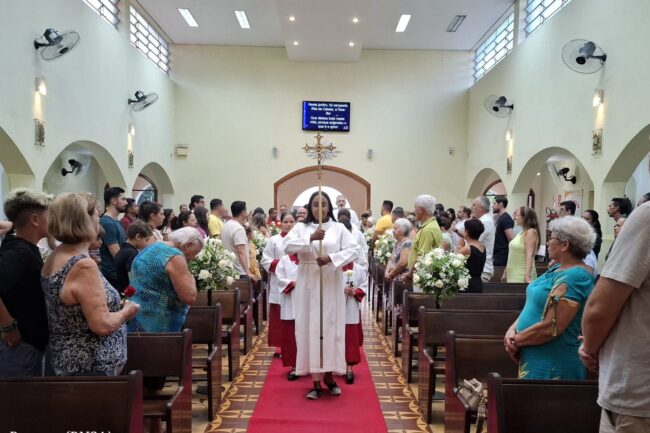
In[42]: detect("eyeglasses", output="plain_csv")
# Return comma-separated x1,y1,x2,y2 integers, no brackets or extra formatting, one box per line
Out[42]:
549,236,564,243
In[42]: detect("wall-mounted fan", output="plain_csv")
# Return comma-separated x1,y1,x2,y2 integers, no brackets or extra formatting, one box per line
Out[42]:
484,95,514,118
562,39,607,74
61,158,89,177
547,163,563,187
34,28,80,61
128,91,159,111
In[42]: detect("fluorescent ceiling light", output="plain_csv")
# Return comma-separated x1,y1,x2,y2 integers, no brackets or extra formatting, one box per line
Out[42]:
395,14,411,32
446,15,466,32
235,10,250,29
178,8,198,27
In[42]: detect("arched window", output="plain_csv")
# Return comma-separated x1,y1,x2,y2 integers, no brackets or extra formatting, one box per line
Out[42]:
132,173,158,204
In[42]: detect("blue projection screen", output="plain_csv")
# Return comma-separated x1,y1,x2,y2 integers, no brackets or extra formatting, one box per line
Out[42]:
302,101,350,132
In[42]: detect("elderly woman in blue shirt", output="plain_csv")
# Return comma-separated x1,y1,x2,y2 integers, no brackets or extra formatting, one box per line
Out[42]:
504,216,596,380
127,227,201,332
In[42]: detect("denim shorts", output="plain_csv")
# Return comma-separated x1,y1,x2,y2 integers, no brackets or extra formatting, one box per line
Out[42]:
0,341,44,377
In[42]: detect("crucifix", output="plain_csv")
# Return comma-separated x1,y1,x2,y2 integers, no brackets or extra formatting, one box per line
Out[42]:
302,132,337,367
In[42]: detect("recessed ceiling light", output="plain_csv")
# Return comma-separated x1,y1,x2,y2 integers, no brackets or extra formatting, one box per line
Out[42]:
178,8,198,27
446,15,466,32
536,172,541,176
349,41,355,47
395,14,411,32
352,17,359,23
234,10,250,29
289,15,295,22
293,41,299,46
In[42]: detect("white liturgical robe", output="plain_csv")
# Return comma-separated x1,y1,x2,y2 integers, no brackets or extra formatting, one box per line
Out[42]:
260,234,287,305
342,262,368,325
284,219,357,376
275,254,299,320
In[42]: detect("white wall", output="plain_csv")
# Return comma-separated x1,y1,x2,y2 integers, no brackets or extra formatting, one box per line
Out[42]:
0,0,175,203
625,154,650,204
466,0,650,214
172,46,473,213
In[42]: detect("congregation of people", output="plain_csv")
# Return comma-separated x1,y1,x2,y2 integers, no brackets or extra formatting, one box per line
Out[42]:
0,184,649,429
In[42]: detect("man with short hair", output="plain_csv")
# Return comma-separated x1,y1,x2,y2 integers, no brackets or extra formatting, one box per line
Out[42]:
407,195,442,271
371,200,394,246
454,205,472,237
268,207,279,225
492,196,515,267
0,188,53,376
559,200,577,217
279,204,288,214
607,197,632,221
295,206,308,223
472,196,496,282
119,198,138,232
179,204,188,213
100,186,128,288
391,206,405,223
189,195,205,211
580,200,650,432
208,198,225,237
221,201,258,281
333,195,360,229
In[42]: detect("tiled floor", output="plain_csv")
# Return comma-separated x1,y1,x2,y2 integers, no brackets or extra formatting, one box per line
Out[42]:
198,303,438,433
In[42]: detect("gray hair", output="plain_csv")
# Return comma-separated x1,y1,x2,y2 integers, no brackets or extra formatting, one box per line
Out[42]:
549,216,596,259
169,227,204,249
394,218,412,236
414,194,436,215
475,196,490,213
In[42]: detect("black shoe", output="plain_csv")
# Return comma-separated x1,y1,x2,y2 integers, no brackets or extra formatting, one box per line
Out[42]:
306,388,323,400
287,371,298,381
345,371,354,384
325,380,342,396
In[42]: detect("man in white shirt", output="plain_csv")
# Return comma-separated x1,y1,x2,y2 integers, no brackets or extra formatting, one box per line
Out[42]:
472,196,495,282
221,201,258,281
333,195,360,229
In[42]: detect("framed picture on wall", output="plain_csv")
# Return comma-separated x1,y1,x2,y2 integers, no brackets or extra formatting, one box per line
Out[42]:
563,190,584,213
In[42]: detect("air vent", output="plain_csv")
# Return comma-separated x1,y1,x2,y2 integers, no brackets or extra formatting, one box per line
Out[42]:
446,15,466,32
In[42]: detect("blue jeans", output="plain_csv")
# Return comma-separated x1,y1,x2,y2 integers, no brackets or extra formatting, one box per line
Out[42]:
0,341,44,377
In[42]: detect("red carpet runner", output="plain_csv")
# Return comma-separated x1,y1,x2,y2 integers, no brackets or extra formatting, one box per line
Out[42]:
247,349,387,433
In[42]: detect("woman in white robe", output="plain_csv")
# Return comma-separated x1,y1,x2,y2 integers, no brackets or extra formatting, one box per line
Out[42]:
261,212,295,352
284,192,357,400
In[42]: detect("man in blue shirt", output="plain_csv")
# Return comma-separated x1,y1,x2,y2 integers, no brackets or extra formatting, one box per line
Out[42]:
100,187,128,288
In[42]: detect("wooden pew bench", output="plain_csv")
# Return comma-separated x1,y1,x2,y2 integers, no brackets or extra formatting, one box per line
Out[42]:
0,371,143,433
417,307,520,424
231,278,254,355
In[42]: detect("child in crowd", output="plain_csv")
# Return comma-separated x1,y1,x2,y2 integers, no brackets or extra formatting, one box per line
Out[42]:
114,220,154,294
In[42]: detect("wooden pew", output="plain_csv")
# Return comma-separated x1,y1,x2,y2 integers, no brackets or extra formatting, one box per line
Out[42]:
418,307,519,424
444,331,518,433
482,282,527,294
490,266,506,282
125,329,193,433
374,263,386,323
401,292,438,383
487,373,599,433
387,280,412,350
183,305,223,421
214,289,241,381
231,278,254,355
252,278,263,336
440,293,525,311
0,371,143,433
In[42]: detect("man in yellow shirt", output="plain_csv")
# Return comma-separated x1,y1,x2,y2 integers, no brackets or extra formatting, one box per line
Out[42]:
208,198,225,237
407,194,442,270
371,200,394,248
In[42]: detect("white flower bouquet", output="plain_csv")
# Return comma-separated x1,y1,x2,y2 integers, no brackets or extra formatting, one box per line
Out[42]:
189,237,239,291
363,228,375,251
269,223,281,237
413,248,470,300
373,231,395,266
252,230,268,262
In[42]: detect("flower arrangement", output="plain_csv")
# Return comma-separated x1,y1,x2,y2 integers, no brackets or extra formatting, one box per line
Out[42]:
269,223,281,237
363,228,375,251
373,231,395,266
413,248,470,300
252,230,268,262
189,237,239,291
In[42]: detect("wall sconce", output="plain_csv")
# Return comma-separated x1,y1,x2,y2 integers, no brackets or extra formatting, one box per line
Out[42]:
175,144,189,157
272,147,279,158
128,123,136,136
448,145,455,155
506,155,513,174
592,129,603,155
128,149,134,168
35,76,47,96
592,89,604,107
367,148,373,160
505,128,513,141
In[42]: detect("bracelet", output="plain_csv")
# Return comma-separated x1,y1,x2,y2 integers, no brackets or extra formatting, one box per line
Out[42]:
0,319,18,333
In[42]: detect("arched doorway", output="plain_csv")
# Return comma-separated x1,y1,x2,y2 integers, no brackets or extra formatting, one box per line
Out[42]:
0,127,35,215
275,166,370,216
292,186,346,210
42,141,125,202
467,168,506,200
132,162,174,206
